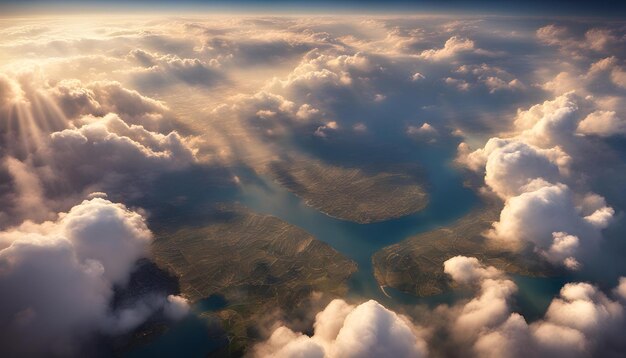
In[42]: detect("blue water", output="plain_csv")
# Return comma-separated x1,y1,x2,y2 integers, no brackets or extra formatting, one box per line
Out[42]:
128,144,565,356
126,307,229,358
233,149,477,304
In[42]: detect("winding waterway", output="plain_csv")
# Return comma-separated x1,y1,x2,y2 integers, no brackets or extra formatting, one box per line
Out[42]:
234,146,477,305
128,144,565,357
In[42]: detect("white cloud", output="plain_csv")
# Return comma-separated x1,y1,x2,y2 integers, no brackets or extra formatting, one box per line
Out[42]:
443,255,502,285
537,25,621,55
407,123,438,137
444,77,470,91
0,71,197,225
543,232,581,270
488,181,613,263
444,257,626,358
616,278,626,302
314,121,339,138
0,198,181,357
127,50,222,88
482,140,563,200
514,92,582,148
445,257,518,343
411,72,426,81
457,91,614,269
164,295,191,320
577,110,626,136
420,36,476,60
253,299,428,358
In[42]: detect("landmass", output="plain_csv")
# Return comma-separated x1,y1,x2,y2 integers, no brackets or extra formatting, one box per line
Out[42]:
267,159,428,224
151,205,357,353
372,197,555,297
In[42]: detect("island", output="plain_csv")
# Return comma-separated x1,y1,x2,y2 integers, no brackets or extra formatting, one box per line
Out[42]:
151,205,357,353
372,197,554,297
267,159,428,224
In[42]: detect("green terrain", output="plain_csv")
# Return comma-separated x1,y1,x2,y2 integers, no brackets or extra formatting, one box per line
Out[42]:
151,206,357,352
372,198,554,296
267,159,428,223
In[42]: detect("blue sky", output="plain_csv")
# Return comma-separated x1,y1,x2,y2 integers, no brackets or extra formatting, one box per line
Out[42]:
1,0,625,16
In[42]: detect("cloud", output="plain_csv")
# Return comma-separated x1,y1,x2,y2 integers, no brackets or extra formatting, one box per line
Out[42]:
444,77,471,91
0,73,25,109
443,256,626,358
50,79,177,132
0,198,182,357
537,25,621,55
513,92,582,148
200,36,315,66
543,232,581,270
411,72,426,81
611,67,626,88
443,255,503,285
616,278,626,301
527,281,626,357
481,139,563,200
268,50,375,95
488,180,613,266
0,14,625,357
3,156,52,223
259,257,626,358
314,121,339,138
455,64,525,93
127,50,222,89
253,299,428,358
577,110,626,136
444,256,518,344
457,90,615,269
419,36,476,60
164,295,191,320
407,123,438,139
0,71,197,225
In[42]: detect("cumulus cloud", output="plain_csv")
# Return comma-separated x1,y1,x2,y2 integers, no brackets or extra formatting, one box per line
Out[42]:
0,198,183,357
164,295,191,320
488,180,613,267
0,71,196,225
253,299,428,358
443,255,503,285
513,92,582,148
577,110,626,136
0,73,25,109
127,50,222,89
419,36,476,60
444,77,471,91
481,140,564,199
49,79,178,132
48,112,195,182
455,64,525,93
407,123,438,139
267,50,376,97
616,278,626,301
314,121,339,138
443,256,519,349
443,256,626,358
537,25,621,55
543,232,581,270
457,90,616,269
1,14,625,357
258,257,626,358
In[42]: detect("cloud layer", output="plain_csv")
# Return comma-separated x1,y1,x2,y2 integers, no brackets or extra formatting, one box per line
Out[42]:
0,198,188,357
253,299,428,358
0,13,625,357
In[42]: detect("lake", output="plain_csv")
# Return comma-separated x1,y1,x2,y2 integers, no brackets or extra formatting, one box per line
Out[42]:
128,143,565,357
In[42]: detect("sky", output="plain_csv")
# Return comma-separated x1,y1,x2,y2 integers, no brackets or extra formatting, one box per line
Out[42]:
0,3,626,358
1,0,626,16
